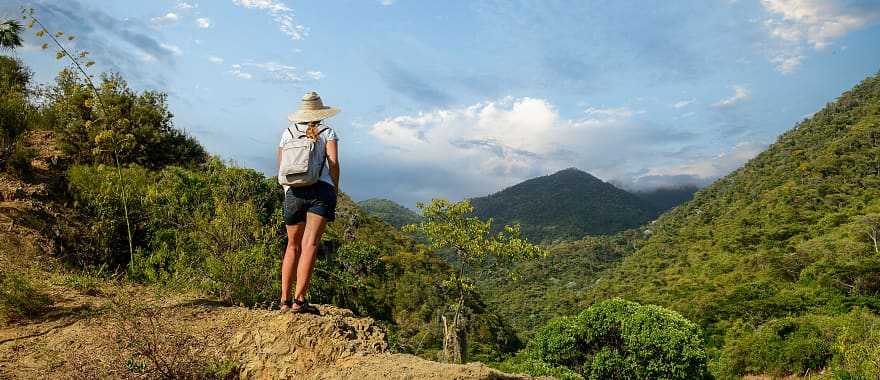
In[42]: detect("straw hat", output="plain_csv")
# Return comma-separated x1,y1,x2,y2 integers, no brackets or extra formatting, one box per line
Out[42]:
288,91,340,123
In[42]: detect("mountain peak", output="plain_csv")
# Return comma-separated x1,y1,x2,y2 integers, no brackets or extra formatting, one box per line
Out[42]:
470,168,656,242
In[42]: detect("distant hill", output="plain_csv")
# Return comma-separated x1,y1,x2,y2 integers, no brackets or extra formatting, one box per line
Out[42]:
469,168,656,242
357,198,421,228
634,185,699,216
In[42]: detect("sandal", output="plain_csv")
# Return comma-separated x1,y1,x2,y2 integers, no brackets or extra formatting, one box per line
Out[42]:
280,299,293,312
292,299,320,315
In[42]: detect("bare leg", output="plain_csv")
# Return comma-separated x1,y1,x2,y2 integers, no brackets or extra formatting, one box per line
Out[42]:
294,212,328,302
280,223,305,309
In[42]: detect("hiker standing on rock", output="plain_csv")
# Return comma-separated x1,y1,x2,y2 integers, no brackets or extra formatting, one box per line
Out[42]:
276,91,341,314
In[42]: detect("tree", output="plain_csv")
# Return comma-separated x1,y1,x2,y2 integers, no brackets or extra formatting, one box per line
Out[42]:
403,199,545,363
0,19,23,51
0,57,30,171
860,214,880,255
516,299,710,380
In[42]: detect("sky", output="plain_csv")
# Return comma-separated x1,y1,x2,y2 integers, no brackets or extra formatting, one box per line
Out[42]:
2,0,880,208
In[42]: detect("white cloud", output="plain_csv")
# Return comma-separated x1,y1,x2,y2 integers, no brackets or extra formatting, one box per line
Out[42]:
760,0,880,73
160,43,183,56
230,64,253,80
228,62,321,83
583,106,636,121
150,12,180,26
232,0,307,41
712,85,750,108
673,99,696,108
643,142,765,180
380,0,396,5
196,18,212,28
770,52,804,74
365,98,701,203
136,51,157,63
208,55,224,64
175,2,195,10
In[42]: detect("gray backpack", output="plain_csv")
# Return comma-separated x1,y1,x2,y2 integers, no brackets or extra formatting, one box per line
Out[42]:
278,126,329,187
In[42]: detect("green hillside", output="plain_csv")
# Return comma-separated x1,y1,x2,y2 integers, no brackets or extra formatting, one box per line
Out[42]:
583,73,880,377
635,185,699,217
470,168,656,242
358,198,421,228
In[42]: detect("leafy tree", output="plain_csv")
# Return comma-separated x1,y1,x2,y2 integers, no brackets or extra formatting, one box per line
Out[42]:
403,199,545,363
0,19,23,51
506,299,710,380
0,56,30,171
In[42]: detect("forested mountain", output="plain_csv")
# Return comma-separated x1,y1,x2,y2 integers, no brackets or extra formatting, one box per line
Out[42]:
357,198,421,228
469,168,656,242
634,185,699,216
579,73,880,377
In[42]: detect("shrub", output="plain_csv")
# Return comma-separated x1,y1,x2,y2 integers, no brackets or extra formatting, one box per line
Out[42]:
47,69,206,168
0,270,52,320
717,310,880,379
67,164,152,268
0,56,30,172
512,298,710,380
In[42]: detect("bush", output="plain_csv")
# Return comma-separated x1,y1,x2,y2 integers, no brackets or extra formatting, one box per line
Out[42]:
46,70,206,168
717,310,880,379
0,270,52,320
67,164,152,268
510,298,710,380
0,56,31,172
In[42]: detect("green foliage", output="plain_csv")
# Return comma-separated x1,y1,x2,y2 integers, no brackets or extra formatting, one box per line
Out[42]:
0,270,52,320
358,198,422,228
0,19,23,51
469,168,658,242
67,164,152,268
512,299,710,380
578,72,880,377
404,198,545,362
714,309,880,379
478,230,646,340
0,56,31,172
45,70,206,168
634,185,699,216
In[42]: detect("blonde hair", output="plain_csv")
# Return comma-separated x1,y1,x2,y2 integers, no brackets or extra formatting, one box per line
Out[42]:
299,122,321,140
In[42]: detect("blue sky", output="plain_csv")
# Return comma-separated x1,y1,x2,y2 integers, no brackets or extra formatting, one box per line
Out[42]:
3,0,880,207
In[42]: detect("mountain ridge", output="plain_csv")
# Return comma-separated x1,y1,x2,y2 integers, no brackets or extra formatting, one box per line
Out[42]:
469,167,658,242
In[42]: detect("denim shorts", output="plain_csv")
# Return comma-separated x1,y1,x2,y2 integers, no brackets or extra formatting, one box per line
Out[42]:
283,181,337,225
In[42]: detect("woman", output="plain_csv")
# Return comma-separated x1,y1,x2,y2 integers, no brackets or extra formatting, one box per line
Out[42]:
277,91,340,314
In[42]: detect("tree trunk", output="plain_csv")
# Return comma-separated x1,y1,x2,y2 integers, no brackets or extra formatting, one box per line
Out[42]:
441,294,466,364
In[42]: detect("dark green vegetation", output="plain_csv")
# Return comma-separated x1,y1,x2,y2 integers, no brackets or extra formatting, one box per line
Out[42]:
634,185,699,216
470,168,658,242
357,198,421,228
501,299,710,380
403,199,545,363
478,230,645,340
0,56,519,363
575,73,880,378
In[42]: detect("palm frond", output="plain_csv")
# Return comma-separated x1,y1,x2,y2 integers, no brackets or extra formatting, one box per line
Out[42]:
0,19,24,51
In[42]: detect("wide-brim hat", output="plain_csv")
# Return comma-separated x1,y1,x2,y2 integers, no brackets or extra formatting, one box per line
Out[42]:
288,91,340,123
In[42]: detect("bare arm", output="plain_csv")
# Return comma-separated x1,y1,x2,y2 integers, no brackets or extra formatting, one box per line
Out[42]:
326,139,340,192
276,147,282,172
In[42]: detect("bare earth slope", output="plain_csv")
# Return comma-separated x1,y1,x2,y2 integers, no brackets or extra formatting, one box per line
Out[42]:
0,285,528,379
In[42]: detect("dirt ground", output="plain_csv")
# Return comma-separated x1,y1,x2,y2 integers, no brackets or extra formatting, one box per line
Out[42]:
0,284,529,379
